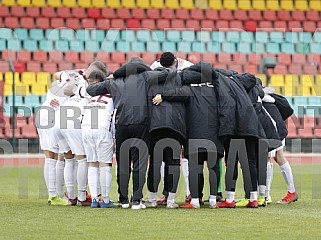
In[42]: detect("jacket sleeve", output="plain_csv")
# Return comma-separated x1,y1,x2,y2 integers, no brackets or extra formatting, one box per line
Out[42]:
161,85,191,102
144,68,172,85
86,80,111,96
181,62,218,84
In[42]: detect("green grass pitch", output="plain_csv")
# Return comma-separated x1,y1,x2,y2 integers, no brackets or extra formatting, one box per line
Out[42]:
1,165,321,239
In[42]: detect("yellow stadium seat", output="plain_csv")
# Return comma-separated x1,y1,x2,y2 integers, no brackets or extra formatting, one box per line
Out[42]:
295,0,308,10
165,0,179,9
78,0,92,8
195,0,208,9
273,86,282,95
4,73,20,85
31,0,45,7
47,0,62,7
209,0,223,9
284,75,300,86
301,75,314,87
36,72,51,84
280,0,294,11
314,75,321,86
266,0,279,10
31,84,47,96
310,0,321,10
137,0,150,8
17,0,31,7
15,82,30,96
0,74,3,81
21,72,36,85
296,86,315,96
181,0,194,9
1,0,15,6
122,0,136,8
252,0,266,10
92,0,105,8
238,0,252,10
269,75,285,86
223,0,237,10
4,83,12,96
284,86,295,96
151,0,164,8
62,0,76,7
107,0,121,8
255,74,267,86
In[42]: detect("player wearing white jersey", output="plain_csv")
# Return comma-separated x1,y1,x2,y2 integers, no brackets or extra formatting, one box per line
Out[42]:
150,57,193,71
82,71,115,208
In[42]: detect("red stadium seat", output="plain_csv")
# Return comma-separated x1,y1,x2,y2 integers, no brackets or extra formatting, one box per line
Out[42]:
161,9,175,19
108,63,120,72
297,127,313,138
111,52,126,64
233,53,247,63
303,21,316,33
288,21,301,31
218,53,232,64
186,20,201,31
88,8,101,19
263,10,277,21
248,53,262,64
132,8,145,19
234,10,248,21
289,64,303,75
80,51,95,63
306,11,319,21
0,6,9,17
248,10,262,20
141,19,156,30
293,54,306,64
278,53,291,65
66,18,80,30
41,7,56,18
116,8,131,19
292,11,305,21
11,6,25,17
188,53,201,63
205,9,218,20
58,62,73,71
303,65,318,75
22,125,38,139
215,63,227,69
142,52,156,65
75,63,87,70
243,64,257,74
176,9,190,20
97,19,110,30
65,52,79,63
219,10,233,20
72,8,86,18
96,52,110,63
277,11,291,21
20,17,35,29
49,51,64,63
57,7,71,18
0,61,10,72
14,62,26,73
51,18,65,28
27,62,41,72
126,19,140,29
307,54,321,65
34,51,48,62
111,19,125,29
274,21,287,31
5,17,19,29
146,9,160,19
0,18,3,28
126,52,141,62
273,64,287,74
1,51,16,61
157,19,170,29
228,64,243,73
201,20,214,30
216,20,229,30
244,21,257,32
26,7,40,17
230,20,243,30
5,126,23,139
259,21,273,30
318,22,321,29
17,51,31,62
102,8,115,18
81,19,96,28
36,17,50,29
190,9,204,20
171,19,185,29
175,52,187,60
202,53,216,64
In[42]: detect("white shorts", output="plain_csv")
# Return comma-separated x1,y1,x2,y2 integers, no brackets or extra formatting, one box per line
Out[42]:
82,127,113,163
50,124,71,154
268,139,285,158
38,127,59,152
60,125,85,156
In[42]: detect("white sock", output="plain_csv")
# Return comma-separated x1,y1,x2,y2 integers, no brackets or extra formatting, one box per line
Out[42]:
258,185,266,197
77,158,88,201
64,158,75,200
45,158,57,197
226,191,235,203
280,161,295,193
100,166,112,203
148,192,157,202
88,166,99,200
250,191,258,201
181,158,190,196
56,160,65,197
167,192,176,203
191,198,200,208
209,195,217,206
266,161,273,198
160,161,165,181
74,158,78,184
97,169,101,197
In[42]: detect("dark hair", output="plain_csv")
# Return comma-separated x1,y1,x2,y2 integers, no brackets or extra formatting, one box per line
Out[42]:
90,61,108,77
88,70,106,82
160,52,175,67
128,57,144,64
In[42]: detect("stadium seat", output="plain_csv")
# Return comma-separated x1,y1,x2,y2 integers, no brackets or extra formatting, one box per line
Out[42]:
180,0,194,9
117,9,131,19
48,0,61,7
295,0,308,10
36,72,51,83
97,19,111,30
20,17,35,29
46,29,60,41
281,0,294,10
201,20,214,30
21,72,36,85
171,19,185,29
81,19,96,28
132,8,145,19
111,19,125,29
190,9,204,20
306,11,319,21
299,32,312,43
165,0,179,9
17,51,31,62
230,21,244,30
157,19,170,29
223,0,237,10
35,17,50,30
288,21,302,31
57,7,71,18
111,52,125,64
281,42,295,54
216,20,229,30
285,32,299,44
252,0,265,10
5,17,19,29
66,18,80,30
64,52,79,63
51,18,65,29
55,40,69,52
88,8,102,19
41,7,55,17
127,19,140,29
29,29,44,41
78,0,91,8
222,42,236,53
137,0,150,8
266,0,279,10
219,10,233,21
107,0,120,8
192,42,206,53
162,42,177,52
116,41,130,52
209,0,223,9
234,10,248,20
92,0,105,8
122,0,136,8
71,8,86,18
146,9,160,19
62,0,76,7
96,52,110,62
151,0,164,8
161,9,175,19
146,42,161,53
292,11,305,21
32,0,45,7
238,42,251,54
0,6,10,17
141,19,156,30
186,20,201,31
303,21,316,33
69,40,84,52
8,39,21,51
27,62,41,72
244,21,257,32
239,0,252,10
11,6,25,17
188,53,201,63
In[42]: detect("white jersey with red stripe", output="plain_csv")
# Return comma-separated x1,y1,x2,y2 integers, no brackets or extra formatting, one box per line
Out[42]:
82,94,114,131
150,58,193,71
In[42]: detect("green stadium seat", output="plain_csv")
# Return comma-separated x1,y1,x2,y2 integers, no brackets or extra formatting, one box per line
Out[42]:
55,40,69,52
296,43,310,54
121,30,135,41
39,40,53,52
310,43,321,54
106,30,121,41
45,29,60,41
167,30,181,42
266,42,280,54
60,29,75,41
226,32,240,43
177,41,192,53
192,42,206,53
312,32,321,43
131,41,146,53
255,32,268,43
116,41,130,52
308,97,321,106
270,32,284,43
182,31,195,42
285,32,299,44
85,41,99,52
222,42,236,53
0,28,12,39
91,30,106,42
252,43,265,54
69,40,85,52
14,29,28,41
30,29,44,41
207,42,221,53
299,32,312,44
238,42,252,54
281,42,295,54
25,95,40,109
76,30,91,42
240,32,254,43
136,30,151,42
196,31,211,42
146,41,161,53
0,39,7,51
152,30,165,42
162,42,177,52
23,39,38,51
100,41,115,52
8,39,21,51
212,32,225,43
